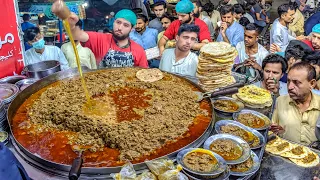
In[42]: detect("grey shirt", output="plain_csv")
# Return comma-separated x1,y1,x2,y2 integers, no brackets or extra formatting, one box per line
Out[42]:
149,18,163,33
270,18,296,52
201,15,215,40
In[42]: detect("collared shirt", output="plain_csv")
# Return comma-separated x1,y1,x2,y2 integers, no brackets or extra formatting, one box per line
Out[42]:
253,81,288,96
61,42,97,69
289,10,305,36
272,93,320,145
159,48,198,76
149,18,163,33
21,22,35,31
129,27,158,50
270,18,296,52
235,41,269,76
24,45,69,70
216,21,244,47
201,15,215,40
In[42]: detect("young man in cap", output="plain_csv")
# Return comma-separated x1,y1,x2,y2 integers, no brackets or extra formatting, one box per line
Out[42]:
216,5,244,47
148,1,167,33
52,3,148,68
158,0,211,55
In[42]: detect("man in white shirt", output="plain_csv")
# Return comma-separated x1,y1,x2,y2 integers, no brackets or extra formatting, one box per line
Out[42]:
254,54,288,96
159,24,199,76
235,23,269,77
24,27,69,70
61,20,97,69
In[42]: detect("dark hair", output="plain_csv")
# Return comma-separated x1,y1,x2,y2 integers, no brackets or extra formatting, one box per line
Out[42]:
285,45,308,62
278,4,295,17
177,24,200,36
152,1,167,9
234,4,245,15
160,13,176,22
262,54,288,74
289,1,299,10
246,0,256,6
244,23,260,33
289,61,317,81
24,27,40,41
191,0,202,7
22,14,31,21
137,14,148,23
203,3,215,15
303,51,320,66
75,19,83,29
220,5,234,15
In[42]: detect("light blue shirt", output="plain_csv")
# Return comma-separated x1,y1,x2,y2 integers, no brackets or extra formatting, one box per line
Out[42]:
159,48,198,77
216,21,244,47
129,27,158,50
270,18,296,52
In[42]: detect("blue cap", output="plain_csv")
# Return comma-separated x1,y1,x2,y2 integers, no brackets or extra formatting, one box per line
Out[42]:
176,0,194,14
312,23,320,34
115,9,137,26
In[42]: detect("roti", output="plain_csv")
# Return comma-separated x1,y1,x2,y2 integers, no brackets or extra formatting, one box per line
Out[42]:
281,144,309,159
235,85,272,106
136,69,164,83
289,150,320,167
265,140,292,155
200,42,236,58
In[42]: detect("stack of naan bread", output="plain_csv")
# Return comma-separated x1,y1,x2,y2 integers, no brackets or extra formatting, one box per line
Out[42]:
197,42,237,92
266,135,320,167
232,85,273,108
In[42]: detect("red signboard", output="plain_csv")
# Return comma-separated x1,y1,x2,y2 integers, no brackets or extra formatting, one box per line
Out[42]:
0,0,24,78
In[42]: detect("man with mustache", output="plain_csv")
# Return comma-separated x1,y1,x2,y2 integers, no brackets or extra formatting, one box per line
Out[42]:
158,0,211,55
52,2,148,68
159,24,199,76
303,24,320,52
216,5,244,47
235,23,269,77
270,4,305,53
271,61,320,145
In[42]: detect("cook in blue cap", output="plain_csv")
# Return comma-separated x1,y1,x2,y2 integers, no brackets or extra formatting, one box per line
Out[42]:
115,9,137,27
176,0,194,14
311,23,320,51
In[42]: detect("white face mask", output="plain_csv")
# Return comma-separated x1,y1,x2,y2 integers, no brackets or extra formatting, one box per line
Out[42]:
102,0,119,6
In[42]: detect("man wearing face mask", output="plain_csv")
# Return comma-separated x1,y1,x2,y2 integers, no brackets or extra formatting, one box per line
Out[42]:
158,0,211,55
271,62,320,145
24,27,69,70
52,3,148,68
216,5,244,47
61,20,97,69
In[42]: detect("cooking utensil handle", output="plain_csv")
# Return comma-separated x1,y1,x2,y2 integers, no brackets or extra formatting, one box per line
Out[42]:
210,87,239,98
69,155,83,180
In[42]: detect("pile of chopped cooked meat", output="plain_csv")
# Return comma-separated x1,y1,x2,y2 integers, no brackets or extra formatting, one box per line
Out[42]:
27,68,208,161
220,125,260,147
183,152,217,172
210,139,242,160
229,157,253,172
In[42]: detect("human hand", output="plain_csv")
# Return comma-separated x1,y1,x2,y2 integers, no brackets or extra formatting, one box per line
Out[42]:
266,78,280,94
270,123,285,135
220,22,228,34
270,43,281,53
244,59,262,71
296,35,306,41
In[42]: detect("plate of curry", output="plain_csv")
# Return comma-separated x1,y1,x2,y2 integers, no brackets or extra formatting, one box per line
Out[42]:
203,134,251,164
212,97,244,114
233,109,271,130
229,151,260,176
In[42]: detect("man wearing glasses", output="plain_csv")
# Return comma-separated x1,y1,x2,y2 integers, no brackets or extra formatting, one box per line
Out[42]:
159,24,199,76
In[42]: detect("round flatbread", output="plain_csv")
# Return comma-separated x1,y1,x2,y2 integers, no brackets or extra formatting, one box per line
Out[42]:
136,69,163,83
236,85,272,106
200,42,236,58
265,140,292,155
280,144,309,159
289,150,320,167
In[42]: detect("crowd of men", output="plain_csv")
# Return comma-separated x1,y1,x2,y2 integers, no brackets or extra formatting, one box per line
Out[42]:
18,0,320,148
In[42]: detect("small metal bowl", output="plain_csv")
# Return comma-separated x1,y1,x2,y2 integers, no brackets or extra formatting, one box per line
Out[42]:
15,78,38,91
229,151,260,176
177,148,227,178
212,96,244,117
182,166,230,180
203,134,251,165
215,120,266,149
0,75,27,84
233,109,271,130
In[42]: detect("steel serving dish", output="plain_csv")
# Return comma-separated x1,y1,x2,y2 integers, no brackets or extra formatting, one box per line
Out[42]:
176,148,227,178
203,134,251,165
233,109,272,130
22,60,61,79
0,75,27,84
7,67,215,176
15,79,38,91
182,166,230,180
229,151,260,176
212,96,244,116
215,120,266,150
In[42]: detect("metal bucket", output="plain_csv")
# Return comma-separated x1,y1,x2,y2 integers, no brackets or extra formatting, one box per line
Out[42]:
22,60,61,79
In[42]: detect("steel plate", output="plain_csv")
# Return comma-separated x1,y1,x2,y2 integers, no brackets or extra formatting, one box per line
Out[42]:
0,84,19,104
203,134,251,164
15,78,38,91
215,120,266,149
182,166,230,180
177,148,227,176
212,96,244,115
233,109,271,130
229,151,260,176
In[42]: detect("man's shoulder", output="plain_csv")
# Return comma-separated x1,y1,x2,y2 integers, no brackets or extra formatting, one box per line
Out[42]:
163,48,175,55
147,27,158,34
87,31,112,40
130,40,145,51
25,48,34,56
276,94,291,103
195,18,208,26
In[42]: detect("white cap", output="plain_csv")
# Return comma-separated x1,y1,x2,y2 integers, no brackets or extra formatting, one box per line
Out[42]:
110,12,115,16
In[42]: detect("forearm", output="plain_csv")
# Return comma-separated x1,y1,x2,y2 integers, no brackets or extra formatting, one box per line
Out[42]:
71,28,89,42
222,34,230,44
158,37,167,54
191,42,206,51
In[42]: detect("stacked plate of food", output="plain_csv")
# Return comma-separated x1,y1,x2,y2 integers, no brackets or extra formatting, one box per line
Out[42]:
266,135,320,168
232,85,272,109
177,148,230,179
